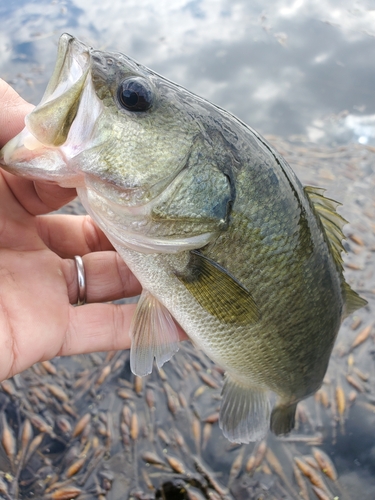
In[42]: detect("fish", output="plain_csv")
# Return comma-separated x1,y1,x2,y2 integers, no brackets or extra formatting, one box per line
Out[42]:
0,33,367,443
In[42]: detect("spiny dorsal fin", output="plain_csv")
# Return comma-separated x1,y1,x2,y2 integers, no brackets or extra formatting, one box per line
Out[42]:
304,186,347,269
304,186,367,315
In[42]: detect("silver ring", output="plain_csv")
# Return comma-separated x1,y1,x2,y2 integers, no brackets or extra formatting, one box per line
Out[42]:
74,256,86,306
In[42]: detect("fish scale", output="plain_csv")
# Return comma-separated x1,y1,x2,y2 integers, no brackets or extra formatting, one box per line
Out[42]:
0,33,366,444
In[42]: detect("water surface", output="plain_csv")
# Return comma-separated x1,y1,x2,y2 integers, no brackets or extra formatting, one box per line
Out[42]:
0,1,375,499
1,0,375,143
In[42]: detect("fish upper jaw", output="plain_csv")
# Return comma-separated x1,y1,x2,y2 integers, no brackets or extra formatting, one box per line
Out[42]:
0,33,101,188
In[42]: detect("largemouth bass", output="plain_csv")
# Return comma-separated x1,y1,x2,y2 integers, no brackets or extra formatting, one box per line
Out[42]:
0,34,367,443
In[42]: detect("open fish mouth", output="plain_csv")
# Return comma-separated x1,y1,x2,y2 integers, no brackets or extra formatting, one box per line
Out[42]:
1,34,188,202
38,34,90,111
0,34,100,187
26,34,91,148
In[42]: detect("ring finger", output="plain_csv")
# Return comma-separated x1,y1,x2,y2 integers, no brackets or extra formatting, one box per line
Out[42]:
63,251,142,305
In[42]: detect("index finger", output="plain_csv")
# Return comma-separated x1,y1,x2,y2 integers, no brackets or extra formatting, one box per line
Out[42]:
0,78,33,147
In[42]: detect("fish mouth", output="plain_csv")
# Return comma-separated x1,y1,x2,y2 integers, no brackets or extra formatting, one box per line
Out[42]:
26,34,91,148
39,34,90,110
0,34,99,187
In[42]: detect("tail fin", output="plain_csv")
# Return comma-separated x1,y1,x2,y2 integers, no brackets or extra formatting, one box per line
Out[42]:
270,403,297,436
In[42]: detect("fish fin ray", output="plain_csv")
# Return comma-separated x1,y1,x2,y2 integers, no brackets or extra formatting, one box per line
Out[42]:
304,186,347,269
175,250,260,325
270,402,297,436
219,375,270,443
130,290,179,377
304,185,367,315
342,282,368,318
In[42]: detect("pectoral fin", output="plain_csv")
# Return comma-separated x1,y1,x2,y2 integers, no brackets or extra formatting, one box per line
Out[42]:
129,290,179,377
175,250,260,325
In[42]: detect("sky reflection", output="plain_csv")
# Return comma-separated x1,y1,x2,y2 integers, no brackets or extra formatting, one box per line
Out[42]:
0,0,374,143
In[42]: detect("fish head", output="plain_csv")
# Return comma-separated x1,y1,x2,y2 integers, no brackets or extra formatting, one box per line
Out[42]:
1,33,234,252
1,34,93,187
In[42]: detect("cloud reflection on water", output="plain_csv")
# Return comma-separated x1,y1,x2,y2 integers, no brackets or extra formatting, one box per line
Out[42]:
0,0,374,142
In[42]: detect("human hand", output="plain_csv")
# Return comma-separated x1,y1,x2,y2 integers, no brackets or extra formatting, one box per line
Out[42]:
0,79,185,382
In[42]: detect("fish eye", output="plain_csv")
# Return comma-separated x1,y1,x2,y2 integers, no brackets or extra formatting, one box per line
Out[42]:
117,78,153,111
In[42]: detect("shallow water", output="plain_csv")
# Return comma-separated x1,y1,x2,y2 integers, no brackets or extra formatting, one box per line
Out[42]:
0,1,375,499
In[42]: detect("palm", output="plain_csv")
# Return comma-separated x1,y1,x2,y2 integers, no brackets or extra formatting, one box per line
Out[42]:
0,79,185,382
0,170,141,381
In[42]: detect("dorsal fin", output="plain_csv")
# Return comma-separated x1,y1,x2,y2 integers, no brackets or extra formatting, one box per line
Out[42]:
341,282,368,319
304,186,347,269
304,186,367,316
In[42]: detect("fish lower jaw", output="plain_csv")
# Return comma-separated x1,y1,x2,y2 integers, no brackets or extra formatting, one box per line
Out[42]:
0,127,85,187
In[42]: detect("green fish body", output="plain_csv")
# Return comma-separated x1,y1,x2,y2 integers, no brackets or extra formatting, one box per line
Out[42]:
0,34,367,442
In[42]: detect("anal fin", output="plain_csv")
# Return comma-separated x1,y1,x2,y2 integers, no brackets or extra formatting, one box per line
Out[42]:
270,402,297,436
219,375,270,443
130,290,179,377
